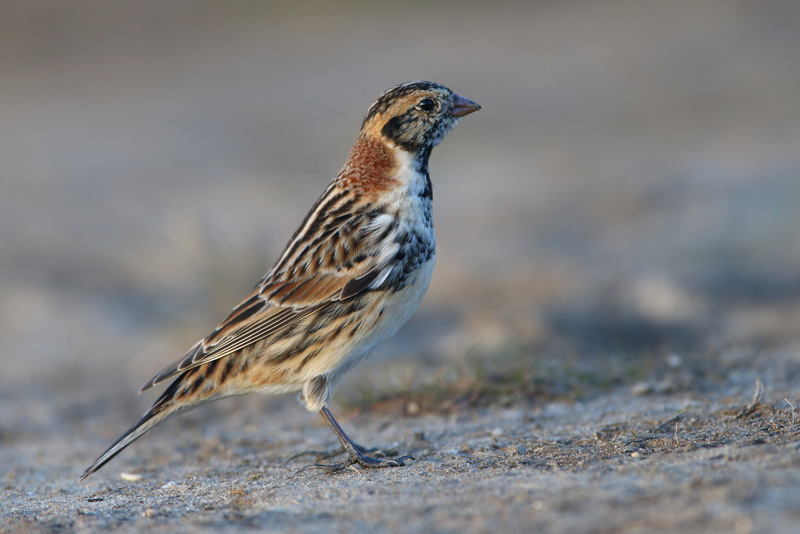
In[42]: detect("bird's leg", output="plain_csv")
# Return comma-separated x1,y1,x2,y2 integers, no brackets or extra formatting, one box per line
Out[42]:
316,406,414,472
285,387,391,463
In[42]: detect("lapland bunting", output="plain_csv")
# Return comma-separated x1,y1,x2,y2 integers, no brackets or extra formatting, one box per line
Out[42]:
81,81,480,480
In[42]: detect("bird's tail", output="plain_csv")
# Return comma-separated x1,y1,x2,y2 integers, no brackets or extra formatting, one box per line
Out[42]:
80,374,195,481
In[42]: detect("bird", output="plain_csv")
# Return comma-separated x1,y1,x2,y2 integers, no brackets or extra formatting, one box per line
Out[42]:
80,81,480,480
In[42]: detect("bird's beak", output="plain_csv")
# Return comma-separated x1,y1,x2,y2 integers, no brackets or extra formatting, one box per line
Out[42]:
451,94,481,117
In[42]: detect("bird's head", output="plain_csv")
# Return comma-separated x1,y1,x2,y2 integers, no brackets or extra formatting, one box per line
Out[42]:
360,81,481,155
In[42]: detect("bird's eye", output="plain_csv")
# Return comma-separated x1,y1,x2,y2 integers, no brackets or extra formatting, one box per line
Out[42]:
416,98,436,112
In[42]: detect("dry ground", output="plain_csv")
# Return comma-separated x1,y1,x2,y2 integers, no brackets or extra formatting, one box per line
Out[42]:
3,369,800,533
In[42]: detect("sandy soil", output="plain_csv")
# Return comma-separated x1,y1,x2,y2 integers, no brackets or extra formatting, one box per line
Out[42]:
4,375,800,533
2,1,800,532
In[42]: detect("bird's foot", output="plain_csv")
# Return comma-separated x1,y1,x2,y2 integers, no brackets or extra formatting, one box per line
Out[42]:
286,443,391,464
302,406,414,473
317,449,415,474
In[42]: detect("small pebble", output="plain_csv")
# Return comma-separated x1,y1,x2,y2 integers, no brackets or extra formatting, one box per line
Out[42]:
666,354,682,368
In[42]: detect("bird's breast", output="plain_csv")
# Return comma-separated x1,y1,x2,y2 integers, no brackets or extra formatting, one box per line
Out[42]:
381,160,435,292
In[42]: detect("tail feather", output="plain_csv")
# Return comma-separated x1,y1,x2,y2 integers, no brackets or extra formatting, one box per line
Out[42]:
80,374,193,481
79,410,169,481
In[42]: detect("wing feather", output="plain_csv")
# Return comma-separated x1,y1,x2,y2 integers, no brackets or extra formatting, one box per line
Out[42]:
141,198,397,391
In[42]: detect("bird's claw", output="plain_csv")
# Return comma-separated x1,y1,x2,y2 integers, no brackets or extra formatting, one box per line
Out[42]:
317,452,415,474
285,443,391,465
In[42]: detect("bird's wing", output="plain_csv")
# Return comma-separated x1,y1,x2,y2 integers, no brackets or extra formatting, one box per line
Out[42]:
140,202,399,392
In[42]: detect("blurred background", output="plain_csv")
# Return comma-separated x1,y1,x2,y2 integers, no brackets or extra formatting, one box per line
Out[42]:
2,0,799,437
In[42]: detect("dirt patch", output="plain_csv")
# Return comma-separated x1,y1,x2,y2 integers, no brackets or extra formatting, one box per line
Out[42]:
4,358,800,533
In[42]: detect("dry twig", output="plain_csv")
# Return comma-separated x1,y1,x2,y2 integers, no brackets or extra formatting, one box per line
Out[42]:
734,378,764,419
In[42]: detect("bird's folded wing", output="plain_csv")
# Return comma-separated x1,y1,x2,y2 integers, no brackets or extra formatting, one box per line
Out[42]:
140,210,399,392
